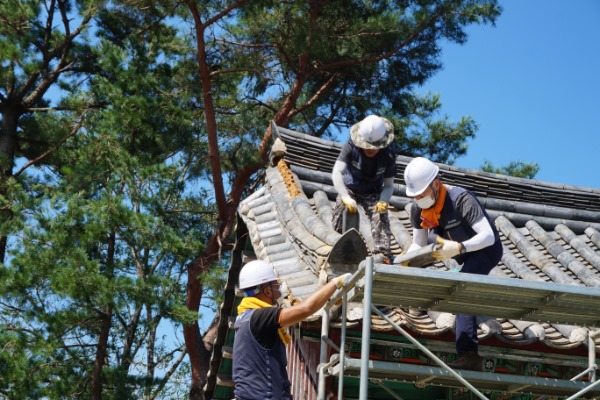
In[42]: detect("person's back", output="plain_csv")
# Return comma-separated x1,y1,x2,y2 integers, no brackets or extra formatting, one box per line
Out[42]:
232,260,350,399
233,307,290,400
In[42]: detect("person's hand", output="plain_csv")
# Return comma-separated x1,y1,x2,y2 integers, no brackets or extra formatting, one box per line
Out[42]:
288,293,301,306
374,201,388,213
341,195,358,214
432,236,461,261
396,250,410,266
334,273,352,289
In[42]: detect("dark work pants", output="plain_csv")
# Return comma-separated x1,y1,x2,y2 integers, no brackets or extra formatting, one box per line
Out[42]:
455,241,503,354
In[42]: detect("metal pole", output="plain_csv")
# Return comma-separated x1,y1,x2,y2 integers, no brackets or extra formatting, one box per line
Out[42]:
323,267,364,310
370,379,406,400
337,290,348,399
317,267,363,400
317,355,340,400
565,378,600,400
359,257,374,400
317,308,331,400
590,330,597,382
572,330,599,383
371,305,489,400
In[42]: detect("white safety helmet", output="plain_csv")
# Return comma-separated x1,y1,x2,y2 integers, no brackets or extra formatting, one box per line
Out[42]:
238,260,278,290
404,157,439,197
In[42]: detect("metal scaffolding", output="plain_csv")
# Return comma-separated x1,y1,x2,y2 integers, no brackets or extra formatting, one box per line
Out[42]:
317,257,600,400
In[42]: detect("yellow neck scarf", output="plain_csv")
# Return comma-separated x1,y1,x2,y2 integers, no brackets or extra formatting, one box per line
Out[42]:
420,183,447,229
238,296,292,345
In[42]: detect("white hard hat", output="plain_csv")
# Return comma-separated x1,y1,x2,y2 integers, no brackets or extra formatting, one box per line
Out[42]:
404,157,439,196
238,260,278,290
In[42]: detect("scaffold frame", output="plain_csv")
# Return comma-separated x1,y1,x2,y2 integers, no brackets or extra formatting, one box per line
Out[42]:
317,257,600,400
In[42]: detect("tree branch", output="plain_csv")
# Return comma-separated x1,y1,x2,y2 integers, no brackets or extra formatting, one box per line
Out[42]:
13,110,87,177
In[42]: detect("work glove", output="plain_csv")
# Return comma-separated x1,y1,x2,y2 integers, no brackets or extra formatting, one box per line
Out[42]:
288,293,301,306
432,236,462,261
341,195,358,214
333,273,352,306
334,273,352,289
396,250,410,267
374,201,388,213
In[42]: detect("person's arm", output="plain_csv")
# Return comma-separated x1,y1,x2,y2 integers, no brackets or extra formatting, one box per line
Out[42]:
455,192,496,253
332,160,350,198
374,152,396,213
407,228,427,252
374,177,394,213
279,274,350,328
332,160,357,213
461,216,495,252
379,177,394,202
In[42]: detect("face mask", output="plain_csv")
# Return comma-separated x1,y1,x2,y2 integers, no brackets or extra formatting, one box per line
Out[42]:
416,194,435,209
268,282,287,306
275,293,284,306
276,284,290,306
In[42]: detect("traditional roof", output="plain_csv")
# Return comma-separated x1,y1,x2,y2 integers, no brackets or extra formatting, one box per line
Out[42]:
205,122,600,399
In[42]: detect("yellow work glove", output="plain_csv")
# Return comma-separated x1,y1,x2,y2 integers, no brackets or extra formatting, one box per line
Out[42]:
288,293,301,306
432,236,462,261
396,250,410,266
333,273,352,306
374,201,388,213
334,273,352,289
341,195,358,214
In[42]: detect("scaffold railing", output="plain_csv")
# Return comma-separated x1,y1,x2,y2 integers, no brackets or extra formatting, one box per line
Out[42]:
317,257,600,400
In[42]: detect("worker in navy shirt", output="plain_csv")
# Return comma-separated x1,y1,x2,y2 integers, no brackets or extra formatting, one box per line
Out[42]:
332,114,396,263
403,157,503,371
233,260,350,400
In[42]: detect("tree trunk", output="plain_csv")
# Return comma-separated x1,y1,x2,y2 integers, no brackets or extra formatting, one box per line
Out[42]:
0,106,20,263
184,253,213,400
92,231,116,400
92,307,112,400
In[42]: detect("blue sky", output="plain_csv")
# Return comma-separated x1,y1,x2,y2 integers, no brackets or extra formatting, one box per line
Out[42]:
418,0,600,189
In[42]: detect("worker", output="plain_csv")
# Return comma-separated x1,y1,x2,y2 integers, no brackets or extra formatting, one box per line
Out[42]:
331,114,397,263
232,259,351,400
403,157,503,371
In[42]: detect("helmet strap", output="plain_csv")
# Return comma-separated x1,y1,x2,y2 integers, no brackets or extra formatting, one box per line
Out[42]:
243,286,261,297
268,282,278,305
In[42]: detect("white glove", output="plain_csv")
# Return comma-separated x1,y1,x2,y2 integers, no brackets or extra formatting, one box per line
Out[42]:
334,273,352,289
374,201,388,213
341,195,358,214
396,250,410,267
432,237,462,261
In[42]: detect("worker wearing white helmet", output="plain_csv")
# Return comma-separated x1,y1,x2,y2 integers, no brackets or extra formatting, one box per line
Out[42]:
403,156,503,371
233,260,350,400
331,114,397,263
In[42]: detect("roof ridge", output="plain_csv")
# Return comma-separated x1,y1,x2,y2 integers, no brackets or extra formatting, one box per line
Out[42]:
272,122,600,212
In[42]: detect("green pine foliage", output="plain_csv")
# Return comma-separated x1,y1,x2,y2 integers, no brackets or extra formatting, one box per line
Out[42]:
0,2,211,398
481,160,540,179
